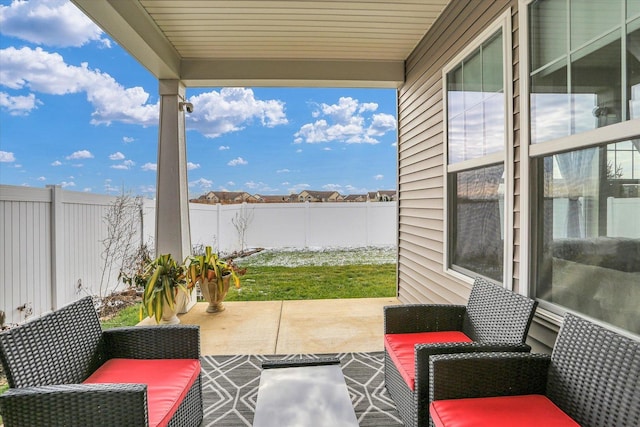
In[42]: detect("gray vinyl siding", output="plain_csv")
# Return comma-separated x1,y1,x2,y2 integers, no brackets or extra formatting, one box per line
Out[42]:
398,0,556,353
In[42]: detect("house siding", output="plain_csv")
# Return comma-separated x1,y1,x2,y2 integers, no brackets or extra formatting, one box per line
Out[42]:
398,0,555,353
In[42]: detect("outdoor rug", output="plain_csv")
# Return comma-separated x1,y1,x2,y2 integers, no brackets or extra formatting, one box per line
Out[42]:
200,351,403,426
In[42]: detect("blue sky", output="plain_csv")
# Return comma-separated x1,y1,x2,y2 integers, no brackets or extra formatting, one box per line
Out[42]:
0,0,398,199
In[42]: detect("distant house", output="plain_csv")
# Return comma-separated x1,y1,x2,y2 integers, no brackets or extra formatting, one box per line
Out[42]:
377,190,397,201
366,190,396,202
297,190,341,202
192,191,257,204
255,194,294,203
343,194,367,202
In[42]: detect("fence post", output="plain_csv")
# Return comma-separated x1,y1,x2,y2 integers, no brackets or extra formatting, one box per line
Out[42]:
48,185,65,310
304,201,310,248
366,200,371,246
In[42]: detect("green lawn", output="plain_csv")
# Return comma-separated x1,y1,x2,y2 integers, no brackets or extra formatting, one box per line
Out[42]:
225,264,396,301
100,304,144,330
102,261,396,328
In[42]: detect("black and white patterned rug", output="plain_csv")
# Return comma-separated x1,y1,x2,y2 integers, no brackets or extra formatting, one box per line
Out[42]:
200,351,403,426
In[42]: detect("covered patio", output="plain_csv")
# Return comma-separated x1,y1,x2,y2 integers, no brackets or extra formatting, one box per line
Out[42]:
68,0,640,354
138,298,400,355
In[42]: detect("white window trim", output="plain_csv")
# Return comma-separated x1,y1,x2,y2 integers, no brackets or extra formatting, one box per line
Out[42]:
442,8,514,288
518,0,640,306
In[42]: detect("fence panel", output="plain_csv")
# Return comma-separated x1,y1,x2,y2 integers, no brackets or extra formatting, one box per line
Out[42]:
2,185,396,325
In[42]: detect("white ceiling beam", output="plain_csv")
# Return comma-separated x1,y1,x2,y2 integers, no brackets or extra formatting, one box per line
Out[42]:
72,0,181,79
180,59,405,88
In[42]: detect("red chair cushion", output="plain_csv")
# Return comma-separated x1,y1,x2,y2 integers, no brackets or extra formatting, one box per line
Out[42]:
84,358,200,427
430,394,580,427
384,331,472,390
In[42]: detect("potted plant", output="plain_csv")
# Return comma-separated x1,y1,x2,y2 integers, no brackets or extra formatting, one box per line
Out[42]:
186,246,243,313
138,253,192,324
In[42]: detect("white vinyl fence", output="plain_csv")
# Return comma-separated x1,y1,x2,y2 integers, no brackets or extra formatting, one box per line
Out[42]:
1,185,397,325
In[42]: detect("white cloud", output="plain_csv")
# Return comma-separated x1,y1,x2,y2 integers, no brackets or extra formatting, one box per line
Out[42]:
109,152,125,160
359,102,378,113
123,136,135,143
139,185,155,196
111,159,135,170
187,162,200,170
367,113,397,136
0,92,40,115
186,88,288,138
189,178,213,189
37,176,46,181
277,169,290,173
322,184,343,191
60,181,75,188
228,157,248,166
0,47,158,125
104,180,119,193
141,162,157,171
66,150,93,160
0,0,110,48
83,188,92,192
51,160,62,166
287,183,310,194
294,97,396,145
374,174,384,180
0,150,16,162
219,145,230,150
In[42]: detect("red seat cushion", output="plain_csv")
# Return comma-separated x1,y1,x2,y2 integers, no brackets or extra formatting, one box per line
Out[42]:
84,358,200,427
384,331,472,390
430,394,580,427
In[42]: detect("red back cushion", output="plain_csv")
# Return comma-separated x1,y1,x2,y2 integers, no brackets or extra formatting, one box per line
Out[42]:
430,394,580,427
84,358,200,427
384,331,472,390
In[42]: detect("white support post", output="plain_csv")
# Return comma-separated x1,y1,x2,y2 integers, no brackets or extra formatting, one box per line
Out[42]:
156,80,195,312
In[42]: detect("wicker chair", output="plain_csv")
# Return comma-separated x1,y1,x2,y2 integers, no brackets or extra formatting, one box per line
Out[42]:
429,313,640,427
0,296,203,427
384,277,537,427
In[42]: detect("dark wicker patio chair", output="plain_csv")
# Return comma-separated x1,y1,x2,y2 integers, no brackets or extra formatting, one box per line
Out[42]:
0,296,202,427
384,277,537,427
429,313,640,426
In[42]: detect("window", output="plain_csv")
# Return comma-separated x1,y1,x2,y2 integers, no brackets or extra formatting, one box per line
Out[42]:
527,0,640,334
444,14,511,283
529,0,640,144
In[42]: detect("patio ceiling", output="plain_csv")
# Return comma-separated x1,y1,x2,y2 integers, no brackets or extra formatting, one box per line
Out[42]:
71,0,451,88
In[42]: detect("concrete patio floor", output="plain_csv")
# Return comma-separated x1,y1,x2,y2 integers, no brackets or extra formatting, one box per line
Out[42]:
139,297,400,355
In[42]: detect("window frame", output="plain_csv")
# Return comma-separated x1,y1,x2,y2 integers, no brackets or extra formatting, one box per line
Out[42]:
519,0,640,326
442,9,514,287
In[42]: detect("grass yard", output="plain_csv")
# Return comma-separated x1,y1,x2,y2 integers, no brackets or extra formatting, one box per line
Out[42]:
225,264,395,301
100,303,144,330
103,246,397,328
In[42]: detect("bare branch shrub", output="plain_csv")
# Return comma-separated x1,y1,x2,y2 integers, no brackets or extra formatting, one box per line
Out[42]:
99,192,143,297
231,206,254,254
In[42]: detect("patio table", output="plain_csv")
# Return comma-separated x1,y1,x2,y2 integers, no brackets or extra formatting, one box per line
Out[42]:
252,357,359,427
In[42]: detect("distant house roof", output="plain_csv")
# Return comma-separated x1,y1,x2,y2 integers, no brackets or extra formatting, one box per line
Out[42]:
344,194,367,201
256,194,293,203
297,190,341,201
191,191,256,204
